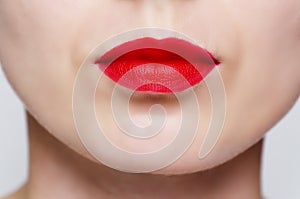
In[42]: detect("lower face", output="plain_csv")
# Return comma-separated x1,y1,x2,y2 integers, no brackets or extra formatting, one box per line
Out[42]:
0,0,299,174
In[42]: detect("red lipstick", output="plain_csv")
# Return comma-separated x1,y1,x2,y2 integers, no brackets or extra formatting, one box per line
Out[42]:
95,37,220,93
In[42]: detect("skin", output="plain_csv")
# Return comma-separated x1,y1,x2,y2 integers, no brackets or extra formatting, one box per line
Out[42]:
0,0,299,198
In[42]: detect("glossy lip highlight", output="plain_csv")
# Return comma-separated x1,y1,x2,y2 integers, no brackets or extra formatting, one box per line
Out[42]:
95,37,220,93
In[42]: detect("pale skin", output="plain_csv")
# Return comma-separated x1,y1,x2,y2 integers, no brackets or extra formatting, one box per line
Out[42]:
0,1,300,199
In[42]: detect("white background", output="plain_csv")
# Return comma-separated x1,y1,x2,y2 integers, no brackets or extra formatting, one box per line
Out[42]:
0,66,299,199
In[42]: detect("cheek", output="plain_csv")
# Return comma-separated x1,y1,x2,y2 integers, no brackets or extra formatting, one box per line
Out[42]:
219,0,300,145
0,1,95,97
0,1,87,153
0,0,143,161
222,0,300,97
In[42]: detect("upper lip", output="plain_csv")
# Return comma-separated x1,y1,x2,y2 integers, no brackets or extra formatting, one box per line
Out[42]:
95,37,220,65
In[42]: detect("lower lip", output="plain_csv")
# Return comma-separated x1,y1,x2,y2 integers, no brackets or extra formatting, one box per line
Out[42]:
95,38,220,93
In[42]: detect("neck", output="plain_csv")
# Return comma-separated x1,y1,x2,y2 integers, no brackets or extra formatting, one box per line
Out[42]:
20,112,263,199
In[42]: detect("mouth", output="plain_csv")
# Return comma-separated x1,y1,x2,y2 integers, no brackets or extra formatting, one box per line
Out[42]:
95,37,220,93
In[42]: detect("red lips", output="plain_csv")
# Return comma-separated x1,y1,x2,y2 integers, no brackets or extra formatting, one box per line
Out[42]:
95,37,220,93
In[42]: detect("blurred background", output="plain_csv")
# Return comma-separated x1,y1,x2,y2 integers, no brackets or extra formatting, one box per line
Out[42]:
0,65,299,199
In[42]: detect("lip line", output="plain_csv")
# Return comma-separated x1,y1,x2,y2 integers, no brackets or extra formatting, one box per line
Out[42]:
94,37,220,93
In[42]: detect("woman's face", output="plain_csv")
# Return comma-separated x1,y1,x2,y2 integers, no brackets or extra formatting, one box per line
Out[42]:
0,1,299,174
